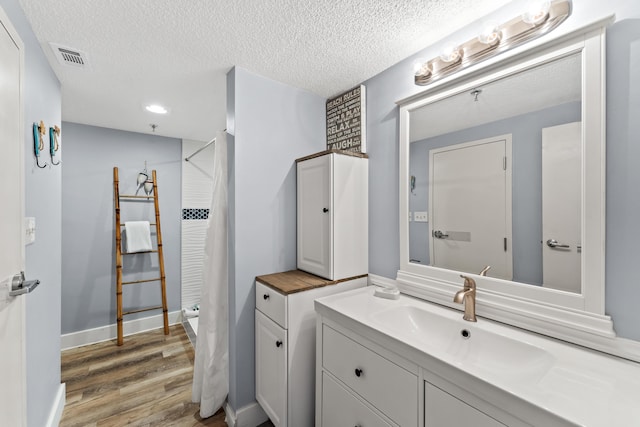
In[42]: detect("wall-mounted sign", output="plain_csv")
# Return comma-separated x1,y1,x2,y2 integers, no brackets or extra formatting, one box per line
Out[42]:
326,85,366,153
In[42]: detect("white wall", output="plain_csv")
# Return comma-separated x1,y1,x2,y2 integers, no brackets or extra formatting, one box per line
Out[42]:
181,139,215,309
226,66,326,411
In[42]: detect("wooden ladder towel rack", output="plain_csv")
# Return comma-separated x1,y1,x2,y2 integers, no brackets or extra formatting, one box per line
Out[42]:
113,166,169,346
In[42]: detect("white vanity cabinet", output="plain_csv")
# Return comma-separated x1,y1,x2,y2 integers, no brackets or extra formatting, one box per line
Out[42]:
315,287,640,427
255,270,366,427
318,323,419,426
315,308,534,427
296,150,368,280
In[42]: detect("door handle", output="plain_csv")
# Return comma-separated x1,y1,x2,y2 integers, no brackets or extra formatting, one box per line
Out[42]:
9,271,40,296
546,239,570,249
433,230,449,239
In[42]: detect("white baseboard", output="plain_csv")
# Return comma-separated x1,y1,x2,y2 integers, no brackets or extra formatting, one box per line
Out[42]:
45,383,65,427
61,311,182,350
224,400,268,427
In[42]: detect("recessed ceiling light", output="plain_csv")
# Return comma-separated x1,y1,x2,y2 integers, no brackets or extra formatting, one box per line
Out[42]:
145,104,168,114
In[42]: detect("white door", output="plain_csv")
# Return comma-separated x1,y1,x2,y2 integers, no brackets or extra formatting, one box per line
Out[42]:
255,310,287,427
0,7,26,426
297,155,332,279
429,136,512,279
542,122,581,292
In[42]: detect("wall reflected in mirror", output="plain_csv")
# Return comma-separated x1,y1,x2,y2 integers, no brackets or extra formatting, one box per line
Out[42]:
408,52,582,293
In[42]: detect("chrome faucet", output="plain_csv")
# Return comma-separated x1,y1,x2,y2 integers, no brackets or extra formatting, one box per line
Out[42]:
453,266,490,322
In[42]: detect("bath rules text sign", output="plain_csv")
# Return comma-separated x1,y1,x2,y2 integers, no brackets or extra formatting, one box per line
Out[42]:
326,85,366,153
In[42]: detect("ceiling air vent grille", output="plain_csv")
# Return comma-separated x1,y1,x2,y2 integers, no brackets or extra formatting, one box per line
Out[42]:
49,43,90,69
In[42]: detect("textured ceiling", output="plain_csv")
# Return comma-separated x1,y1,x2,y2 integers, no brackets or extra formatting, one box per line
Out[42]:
19,0,511,142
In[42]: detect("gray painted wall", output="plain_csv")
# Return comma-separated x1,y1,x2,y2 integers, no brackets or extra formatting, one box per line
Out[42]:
226,66,325,411
364,1,640,341
409,101,581,285
1,0,63,425
61,122,182,334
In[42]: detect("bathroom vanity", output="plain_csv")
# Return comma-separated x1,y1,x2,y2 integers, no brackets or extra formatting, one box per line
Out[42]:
315,287,640,426
255,270,366,427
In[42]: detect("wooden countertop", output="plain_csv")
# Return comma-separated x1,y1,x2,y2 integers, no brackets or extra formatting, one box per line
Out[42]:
256,270,368,295
295,149,368,163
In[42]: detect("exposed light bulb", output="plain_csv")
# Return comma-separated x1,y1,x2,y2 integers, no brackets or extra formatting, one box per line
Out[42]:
145,104,168,114
522,0,551,25
439,44,462,63
478,23,502,46
413,59,431,77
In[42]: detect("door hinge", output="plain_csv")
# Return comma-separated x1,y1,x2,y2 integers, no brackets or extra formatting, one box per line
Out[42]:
504,237,507,252
503,156,507,170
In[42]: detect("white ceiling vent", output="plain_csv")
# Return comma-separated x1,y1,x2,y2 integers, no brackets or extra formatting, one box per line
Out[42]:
49,43,90,69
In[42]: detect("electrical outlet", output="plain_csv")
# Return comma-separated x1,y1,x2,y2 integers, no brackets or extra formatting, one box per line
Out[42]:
25,217,36,245
414,211,428,222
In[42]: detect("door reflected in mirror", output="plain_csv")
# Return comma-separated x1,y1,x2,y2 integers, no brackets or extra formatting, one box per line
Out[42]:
408,52,582,293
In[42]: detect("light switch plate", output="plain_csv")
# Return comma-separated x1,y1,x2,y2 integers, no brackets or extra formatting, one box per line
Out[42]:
25,217,35,245
414,211,428,222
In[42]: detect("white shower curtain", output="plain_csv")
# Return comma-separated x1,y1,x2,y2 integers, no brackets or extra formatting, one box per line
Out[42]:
192,131,228,418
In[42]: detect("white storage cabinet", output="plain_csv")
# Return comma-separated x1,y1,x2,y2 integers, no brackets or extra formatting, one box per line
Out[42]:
296,151,368,280
255,272,366,427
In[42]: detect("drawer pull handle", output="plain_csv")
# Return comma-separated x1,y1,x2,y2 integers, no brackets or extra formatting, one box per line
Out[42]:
276,340,283,348
322,207,329,213
354,368,363,377
263,294,269,300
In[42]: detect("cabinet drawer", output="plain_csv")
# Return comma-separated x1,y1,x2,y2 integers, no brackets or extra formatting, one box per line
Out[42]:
322,325,418,427
321,372,393,427
425,382,507,427
256,281,287,328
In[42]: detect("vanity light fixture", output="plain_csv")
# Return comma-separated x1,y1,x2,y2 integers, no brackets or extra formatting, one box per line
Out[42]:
414,0,571,86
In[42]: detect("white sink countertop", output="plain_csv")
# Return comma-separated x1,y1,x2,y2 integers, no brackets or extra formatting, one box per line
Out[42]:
315,286,640,426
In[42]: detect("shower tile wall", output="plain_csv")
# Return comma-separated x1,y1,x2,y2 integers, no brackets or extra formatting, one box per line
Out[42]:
182,139,215,309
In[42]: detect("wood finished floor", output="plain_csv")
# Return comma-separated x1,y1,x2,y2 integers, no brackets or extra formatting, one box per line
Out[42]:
60,325,227,427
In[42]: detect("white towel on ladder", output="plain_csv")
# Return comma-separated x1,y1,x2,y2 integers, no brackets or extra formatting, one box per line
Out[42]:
125,221,152,253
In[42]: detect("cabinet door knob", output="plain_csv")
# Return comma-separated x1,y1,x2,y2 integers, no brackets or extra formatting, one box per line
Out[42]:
263,294,269,300
322,207,329,213
354,368,363,377
276,340,283,348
